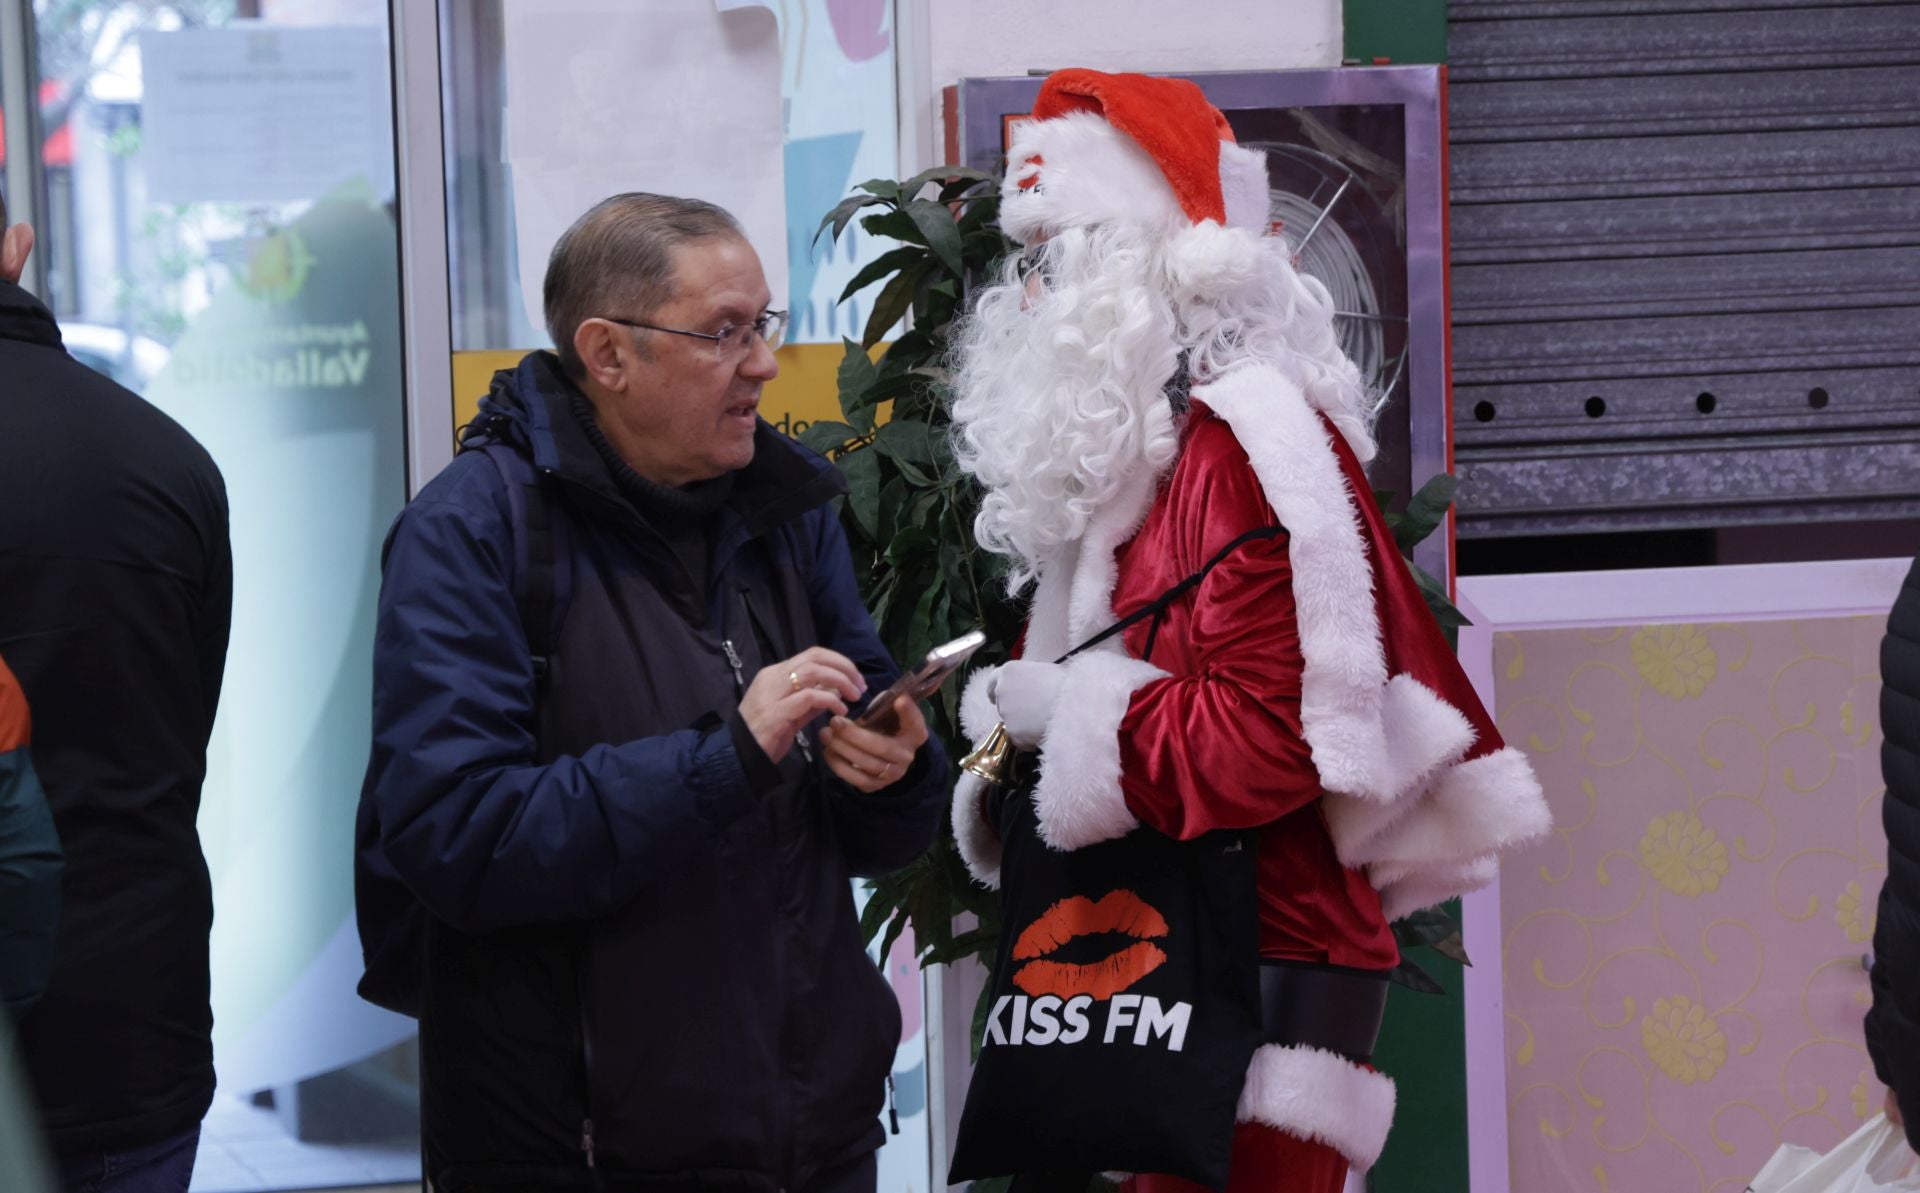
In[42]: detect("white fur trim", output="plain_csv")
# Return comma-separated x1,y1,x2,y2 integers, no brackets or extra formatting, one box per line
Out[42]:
1379,674,1478,802
1030,652,1168,851
1200,365,1394,801
1377,855,1501,923
1024,463,1163,665
951,771,1001,889
1238,1044,1397,1171
1220,141,1270,232
952,665,1007,888
960,664,1002,743
1333,747,1550,916
1002,111,1189,244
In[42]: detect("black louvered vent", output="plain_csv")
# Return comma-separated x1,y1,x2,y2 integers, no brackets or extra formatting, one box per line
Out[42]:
1447,0,1920,539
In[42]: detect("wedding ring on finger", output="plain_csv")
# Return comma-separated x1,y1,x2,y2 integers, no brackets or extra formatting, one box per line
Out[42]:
790,669,801,693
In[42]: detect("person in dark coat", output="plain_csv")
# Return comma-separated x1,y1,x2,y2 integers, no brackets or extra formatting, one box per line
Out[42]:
0,652,60,1021
0,199,233,1190
1870,554,1920,1146
356,193,946,1193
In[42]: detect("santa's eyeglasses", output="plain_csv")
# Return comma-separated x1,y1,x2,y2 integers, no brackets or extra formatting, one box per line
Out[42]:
1014,245,1049,288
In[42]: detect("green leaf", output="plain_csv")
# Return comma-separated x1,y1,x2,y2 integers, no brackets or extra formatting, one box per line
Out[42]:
1388,957,1446,995
862,259,933,349
797,419,856,457
860,208,924,245
903,198,966,278
957,192,1003,234
854,369,929,412
812,193,886,248
1431,930,1473,968
839,446,882,538
919,926,997,966
875,418,939,466
1392,907,1459,949
898,163,995,201
940,175,996,203
857,872,912,944
972,971,1000,1063
1410,563,1471,629
877,903,912,971
853,177,903,201
836,246,927,305
836,337,878,417
1395,472,1458,555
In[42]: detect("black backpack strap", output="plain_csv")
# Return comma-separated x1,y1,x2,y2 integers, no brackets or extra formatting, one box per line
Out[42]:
466,435,570,701
519,476,557,690
1058,524,1284,665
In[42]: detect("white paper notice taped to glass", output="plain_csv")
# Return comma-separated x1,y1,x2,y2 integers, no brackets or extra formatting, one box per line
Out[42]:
140,26,395,205
501,0,788,336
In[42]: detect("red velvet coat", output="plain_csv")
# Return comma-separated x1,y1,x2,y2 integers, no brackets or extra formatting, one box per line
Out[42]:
952,363,1551,1176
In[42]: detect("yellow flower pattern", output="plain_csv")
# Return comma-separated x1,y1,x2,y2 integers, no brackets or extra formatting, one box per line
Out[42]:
1837,881,1875,944
1640,811,1730,897
1632,625,1718,699
1853,1071,1877,1120
1642,996,1727,1085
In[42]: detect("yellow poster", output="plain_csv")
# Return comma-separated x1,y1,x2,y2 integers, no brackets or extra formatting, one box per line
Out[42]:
450,342,859,439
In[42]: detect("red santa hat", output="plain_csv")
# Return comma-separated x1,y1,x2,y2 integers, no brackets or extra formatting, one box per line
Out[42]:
1000,69,1271,244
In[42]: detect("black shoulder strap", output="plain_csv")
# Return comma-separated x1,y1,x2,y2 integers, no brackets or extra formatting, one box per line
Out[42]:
1057,524,1284,665
520,477,557,690
466,430,567,698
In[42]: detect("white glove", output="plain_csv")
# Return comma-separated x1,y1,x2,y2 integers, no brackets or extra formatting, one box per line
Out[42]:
990,660,1065,749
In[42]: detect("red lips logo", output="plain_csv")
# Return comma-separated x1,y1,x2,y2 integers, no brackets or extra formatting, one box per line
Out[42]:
1010,889,1168,1001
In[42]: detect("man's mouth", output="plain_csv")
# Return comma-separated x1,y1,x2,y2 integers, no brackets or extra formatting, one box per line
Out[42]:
725,398,759,422
1010,889,1168,1001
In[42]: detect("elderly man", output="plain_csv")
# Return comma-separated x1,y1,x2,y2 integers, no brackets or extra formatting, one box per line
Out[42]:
947,71,1551,1191
356,193,945,1193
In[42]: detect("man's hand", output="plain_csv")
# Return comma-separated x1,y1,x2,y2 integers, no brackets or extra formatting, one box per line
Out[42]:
1889,1087,1905,1129
991,660,1065,749
742,647,865,762
820,696,929,794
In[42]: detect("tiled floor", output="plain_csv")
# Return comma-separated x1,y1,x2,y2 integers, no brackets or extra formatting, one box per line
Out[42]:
189,1093,418,1193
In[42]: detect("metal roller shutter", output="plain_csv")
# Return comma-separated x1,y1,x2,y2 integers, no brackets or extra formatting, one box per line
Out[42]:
1447,0,1920,539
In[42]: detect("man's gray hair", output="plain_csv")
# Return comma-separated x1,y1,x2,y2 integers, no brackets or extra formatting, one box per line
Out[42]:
543,193,743,379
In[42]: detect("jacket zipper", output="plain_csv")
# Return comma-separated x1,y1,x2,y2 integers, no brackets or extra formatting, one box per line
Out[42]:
580,944,597,1171
739,587,812,762
721,638,746,695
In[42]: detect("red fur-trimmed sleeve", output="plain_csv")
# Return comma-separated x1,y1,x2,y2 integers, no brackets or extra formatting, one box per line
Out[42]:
1109,417,1325,840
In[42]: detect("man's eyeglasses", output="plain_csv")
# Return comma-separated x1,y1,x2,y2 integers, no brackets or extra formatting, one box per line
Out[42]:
603,309,787,362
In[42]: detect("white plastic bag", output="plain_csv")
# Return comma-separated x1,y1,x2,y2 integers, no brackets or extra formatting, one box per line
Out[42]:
1748,1115,1920,1193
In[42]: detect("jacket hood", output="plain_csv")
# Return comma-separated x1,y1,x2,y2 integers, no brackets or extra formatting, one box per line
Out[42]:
0,281,64,352
469,349,846,534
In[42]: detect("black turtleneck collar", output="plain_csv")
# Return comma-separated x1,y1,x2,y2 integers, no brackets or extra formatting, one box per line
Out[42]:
568,390,734,523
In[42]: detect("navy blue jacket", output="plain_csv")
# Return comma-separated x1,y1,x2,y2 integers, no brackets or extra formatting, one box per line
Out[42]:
357,352,944,1190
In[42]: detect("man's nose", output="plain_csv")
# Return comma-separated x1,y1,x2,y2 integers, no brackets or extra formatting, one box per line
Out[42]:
739,333,779,382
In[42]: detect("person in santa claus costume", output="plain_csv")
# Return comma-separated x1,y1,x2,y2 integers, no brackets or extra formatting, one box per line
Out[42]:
947,68,1553,1193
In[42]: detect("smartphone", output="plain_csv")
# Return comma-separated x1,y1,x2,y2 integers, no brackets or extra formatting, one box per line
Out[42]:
856,630,988,731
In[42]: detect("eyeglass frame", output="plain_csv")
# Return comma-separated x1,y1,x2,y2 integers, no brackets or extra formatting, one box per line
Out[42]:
599,308,788,360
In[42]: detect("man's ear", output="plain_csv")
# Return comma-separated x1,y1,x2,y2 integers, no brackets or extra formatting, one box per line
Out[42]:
0,224,35,286
575,318,635,392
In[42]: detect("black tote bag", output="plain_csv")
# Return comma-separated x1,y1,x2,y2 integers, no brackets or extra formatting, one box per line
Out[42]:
948,527,1283,1190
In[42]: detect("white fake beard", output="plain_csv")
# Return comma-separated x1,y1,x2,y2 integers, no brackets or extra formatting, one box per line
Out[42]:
949,224,1183,594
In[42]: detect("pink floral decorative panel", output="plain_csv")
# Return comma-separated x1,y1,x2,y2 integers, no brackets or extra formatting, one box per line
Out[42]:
1496,617,1891,1193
